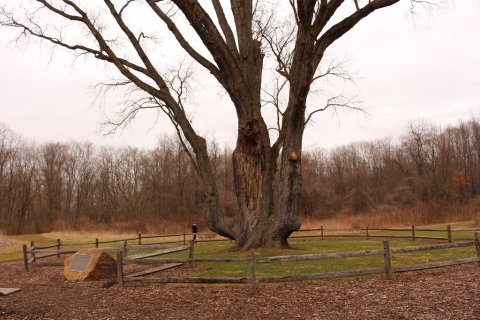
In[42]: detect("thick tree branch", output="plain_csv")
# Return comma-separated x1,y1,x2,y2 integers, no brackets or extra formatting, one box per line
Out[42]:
211,0,239,59
167,0,239,77
231,0,253,59
145,0,223,83
312,0,344,37
296,0,316,26
148,0,251,120
314,0,400,66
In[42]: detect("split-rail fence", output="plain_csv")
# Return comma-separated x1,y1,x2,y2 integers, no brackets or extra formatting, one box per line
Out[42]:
21,226,480,288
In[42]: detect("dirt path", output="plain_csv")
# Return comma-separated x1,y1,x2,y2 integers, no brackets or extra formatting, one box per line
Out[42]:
0,261,479,319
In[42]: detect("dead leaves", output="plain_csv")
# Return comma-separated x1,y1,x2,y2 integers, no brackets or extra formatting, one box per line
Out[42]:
0,261,479,319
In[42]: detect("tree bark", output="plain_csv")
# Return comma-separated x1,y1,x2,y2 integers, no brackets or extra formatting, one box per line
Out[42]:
231,119,277,249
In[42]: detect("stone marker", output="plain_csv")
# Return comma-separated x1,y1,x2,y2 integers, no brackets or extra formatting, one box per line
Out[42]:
64,249,117,281
0,288,21,296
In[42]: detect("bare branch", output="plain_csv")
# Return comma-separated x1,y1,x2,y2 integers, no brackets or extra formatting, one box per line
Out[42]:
353,0,360,11
119,0,136,17
0,9,149,76
305,95,364,126
103,0,167,90
259,19,296,80
288,0,300,24
312,58,355,83
262,77,289,132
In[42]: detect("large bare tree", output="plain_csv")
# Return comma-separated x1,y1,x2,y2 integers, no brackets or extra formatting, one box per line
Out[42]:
0,0,438,249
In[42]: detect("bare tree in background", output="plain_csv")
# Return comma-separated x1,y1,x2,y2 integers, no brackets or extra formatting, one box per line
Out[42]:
0,0,440,248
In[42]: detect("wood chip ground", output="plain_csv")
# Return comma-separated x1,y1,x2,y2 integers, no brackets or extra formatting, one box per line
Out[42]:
0,260,479,319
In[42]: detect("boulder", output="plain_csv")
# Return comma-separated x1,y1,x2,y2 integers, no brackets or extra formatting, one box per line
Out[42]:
64,249,117,281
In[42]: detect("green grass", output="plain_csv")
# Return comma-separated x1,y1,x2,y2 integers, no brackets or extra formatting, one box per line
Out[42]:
158,238,477,278
367,226,478,241
2,227,478,280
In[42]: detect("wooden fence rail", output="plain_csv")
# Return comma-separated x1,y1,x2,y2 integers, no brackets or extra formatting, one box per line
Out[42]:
115,233,480,290
21,232,480,290
23,227,480,284
22,224,479,251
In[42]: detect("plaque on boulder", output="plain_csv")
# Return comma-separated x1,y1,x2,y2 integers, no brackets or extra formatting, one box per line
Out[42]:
69,254,93,272
64,249,117,281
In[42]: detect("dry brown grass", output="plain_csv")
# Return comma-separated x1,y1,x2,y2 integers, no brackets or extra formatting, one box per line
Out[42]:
302,203,480,230
31,203,480,236
0,234,18,250
48,215,200,236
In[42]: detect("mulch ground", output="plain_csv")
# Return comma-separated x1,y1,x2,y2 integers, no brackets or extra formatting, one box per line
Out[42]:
0,260,479,320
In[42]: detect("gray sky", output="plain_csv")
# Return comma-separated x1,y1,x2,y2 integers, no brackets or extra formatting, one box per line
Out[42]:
0,1,479,150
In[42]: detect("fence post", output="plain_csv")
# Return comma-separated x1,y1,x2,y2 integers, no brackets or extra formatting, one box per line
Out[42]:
183,231,186,245
95,238,99,248
138,233,142,245
411,225,416,242
321,226,324,240
249,249,256,292
447,225,452,243
22,244,29,272
188,240,195,267
366,226,370,240
30,241,36,263
123,240,128,257
383,240,392,279
475,232,480,267
56,239,61,258
116,250,124,287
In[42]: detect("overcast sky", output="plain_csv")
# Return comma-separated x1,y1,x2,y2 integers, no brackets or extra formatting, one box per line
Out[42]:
0,1,479,150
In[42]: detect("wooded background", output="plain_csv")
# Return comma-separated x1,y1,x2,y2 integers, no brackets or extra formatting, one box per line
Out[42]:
1,116,479,235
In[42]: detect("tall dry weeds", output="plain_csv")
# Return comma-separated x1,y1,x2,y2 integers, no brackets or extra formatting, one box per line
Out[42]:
29,202,480,235
302,202,480,229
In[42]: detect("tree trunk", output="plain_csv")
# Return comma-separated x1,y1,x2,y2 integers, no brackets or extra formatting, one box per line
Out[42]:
207,118,301,250
232,119,274,249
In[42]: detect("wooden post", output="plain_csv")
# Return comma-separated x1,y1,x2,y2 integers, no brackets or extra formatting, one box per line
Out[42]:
138,233,142,245
95,238,99,248
475,232,480,267
383,240,392,279
56,239,61,258
123,240,128,257
447,225,452,243
188,240,194,267
366,226,370,240
320,226,324,240
30,241,36,262
183,231,186,245
412,225,416,242
116,250,124,287
249,249,256,292
22,244,29,272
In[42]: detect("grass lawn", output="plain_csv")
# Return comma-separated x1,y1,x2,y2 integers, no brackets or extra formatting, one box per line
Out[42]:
157,238,476,278
1,224,478,279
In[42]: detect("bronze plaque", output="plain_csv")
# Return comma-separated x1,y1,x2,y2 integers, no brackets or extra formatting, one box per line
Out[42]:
69,254,93,272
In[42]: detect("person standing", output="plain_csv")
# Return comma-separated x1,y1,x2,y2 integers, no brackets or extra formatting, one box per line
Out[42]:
191,223,198,242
